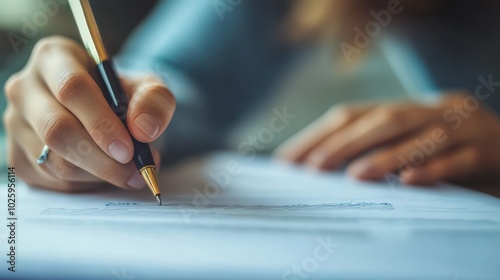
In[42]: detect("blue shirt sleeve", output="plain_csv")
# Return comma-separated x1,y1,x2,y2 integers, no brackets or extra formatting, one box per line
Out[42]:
116,0,297,163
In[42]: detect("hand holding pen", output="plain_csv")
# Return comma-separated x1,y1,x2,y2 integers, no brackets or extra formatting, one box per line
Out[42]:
3,17,175,195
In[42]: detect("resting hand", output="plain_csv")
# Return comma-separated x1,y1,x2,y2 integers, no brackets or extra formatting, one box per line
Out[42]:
276,93,500,186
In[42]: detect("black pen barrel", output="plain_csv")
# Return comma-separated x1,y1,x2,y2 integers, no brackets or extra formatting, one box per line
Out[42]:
96,60,155,169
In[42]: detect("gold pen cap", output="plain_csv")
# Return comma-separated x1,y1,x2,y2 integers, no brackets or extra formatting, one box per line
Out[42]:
68,0,109,64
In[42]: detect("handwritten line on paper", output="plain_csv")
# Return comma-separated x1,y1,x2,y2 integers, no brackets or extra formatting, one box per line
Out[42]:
103,201,394,210
39,202,394,217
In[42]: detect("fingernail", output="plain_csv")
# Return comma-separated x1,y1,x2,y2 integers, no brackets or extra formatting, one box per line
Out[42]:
348,161,375,178
127,172,145,190
134,113,160,139
108,140,131,164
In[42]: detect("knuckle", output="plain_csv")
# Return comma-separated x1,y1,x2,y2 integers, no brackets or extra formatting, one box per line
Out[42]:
88,117,117,142
4,71,25,103
378,109,407,132
327,105,354,120
33,37,61,56
32,36,89,67
56,71,91,105
377,106,401,123
145,84,176,107
32,38,53,55
33,36,74,56
41,114,72,149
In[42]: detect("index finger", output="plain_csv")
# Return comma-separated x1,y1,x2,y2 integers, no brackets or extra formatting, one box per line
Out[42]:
274,104,373,162
305,104,444,170
32,37,134,164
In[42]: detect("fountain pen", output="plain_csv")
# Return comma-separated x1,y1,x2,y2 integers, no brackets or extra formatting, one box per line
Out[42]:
68,0,161,205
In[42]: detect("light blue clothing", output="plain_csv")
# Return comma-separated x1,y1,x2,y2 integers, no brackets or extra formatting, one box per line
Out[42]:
117,0,500,163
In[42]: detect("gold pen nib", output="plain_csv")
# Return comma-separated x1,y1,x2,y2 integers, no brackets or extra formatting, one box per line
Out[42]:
140,165,161,205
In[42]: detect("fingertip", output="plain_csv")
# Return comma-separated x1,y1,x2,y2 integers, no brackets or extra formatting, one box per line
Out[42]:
347,161,377,180
305,152,326,168
108,140,133,164
400,168,432,186
305,152,341,171
127,85,174,143
399,168,415,184
273,143,299,163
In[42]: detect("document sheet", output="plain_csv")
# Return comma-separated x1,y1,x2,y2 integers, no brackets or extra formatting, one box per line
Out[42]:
1,153,500,279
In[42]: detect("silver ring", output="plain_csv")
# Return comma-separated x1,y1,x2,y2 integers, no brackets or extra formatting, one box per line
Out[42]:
37,145,51,165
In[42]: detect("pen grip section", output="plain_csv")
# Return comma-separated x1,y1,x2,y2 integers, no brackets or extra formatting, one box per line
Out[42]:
96,60,155,168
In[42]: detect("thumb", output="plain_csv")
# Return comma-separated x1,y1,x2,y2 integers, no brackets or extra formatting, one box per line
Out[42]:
122,76,176,143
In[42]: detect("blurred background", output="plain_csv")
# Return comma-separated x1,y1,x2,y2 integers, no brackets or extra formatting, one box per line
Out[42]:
2,0,499,169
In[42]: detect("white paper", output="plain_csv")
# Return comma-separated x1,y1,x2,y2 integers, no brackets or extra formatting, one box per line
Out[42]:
1,153,500,280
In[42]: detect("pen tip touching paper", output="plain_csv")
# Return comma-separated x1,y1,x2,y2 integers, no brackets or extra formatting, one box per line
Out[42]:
140,165,161,203
156,194,162,206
